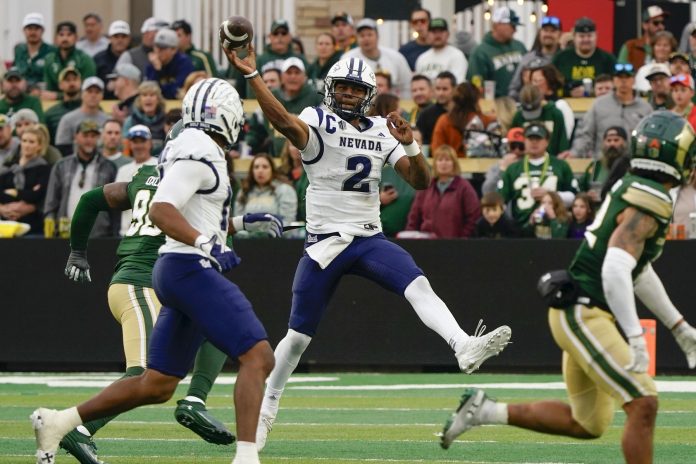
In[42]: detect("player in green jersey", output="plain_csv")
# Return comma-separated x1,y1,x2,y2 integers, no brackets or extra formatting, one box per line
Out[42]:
498,122,578,232
442,111,696,463
60,145,283,462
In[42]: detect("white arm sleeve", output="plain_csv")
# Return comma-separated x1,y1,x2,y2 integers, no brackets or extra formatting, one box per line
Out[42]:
152,160,215,209
602,247,643,338
634,264,683,329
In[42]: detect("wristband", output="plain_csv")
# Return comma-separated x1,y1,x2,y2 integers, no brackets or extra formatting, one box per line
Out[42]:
403,140,420,157
243,70,259,79
231,215,245,232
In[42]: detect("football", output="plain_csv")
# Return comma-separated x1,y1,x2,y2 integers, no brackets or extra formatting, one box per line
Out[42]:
219,16,254,51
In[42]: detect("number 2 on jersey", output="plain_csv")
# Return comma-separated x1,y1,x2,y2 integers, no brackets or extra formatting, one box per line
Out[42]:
126,190,161,237
342,155,372,192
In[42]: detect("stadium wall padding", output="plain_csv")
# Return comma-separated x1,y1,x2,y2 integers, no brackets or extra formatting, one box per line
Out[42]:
1,238,694,372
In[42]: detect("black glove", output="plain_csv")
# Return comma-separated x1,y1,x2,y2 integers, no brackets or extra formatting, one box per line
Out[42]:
65,249,91,283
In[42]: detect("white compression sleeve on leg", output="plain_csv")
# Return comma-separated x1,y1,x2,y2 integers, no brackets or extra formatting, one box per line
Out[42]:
602,247,642,338
266,329,312,393
634,264,683,329
404,276,467,351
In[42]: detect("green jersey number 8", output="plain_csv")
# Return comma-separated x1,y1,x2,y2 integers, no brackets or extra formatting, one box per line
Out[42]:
126,190,161,237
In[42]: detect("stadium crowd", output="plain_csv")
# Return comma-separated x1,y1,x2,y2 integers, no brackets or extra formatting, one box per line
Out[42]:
2,6,696,240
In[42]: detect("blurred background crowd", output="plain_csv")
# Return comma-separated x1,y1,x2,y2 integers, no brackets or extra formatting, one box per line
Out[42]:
1,0,696,241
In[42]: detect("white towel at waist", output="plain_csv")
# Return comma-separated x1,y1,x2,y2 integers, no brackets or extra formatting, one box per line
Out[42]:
305,232,354,269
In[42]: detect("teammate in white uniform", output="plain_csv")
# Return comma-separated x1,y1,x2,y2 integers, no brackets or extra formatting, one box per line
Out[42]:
225,47,514,452
31,79,277,464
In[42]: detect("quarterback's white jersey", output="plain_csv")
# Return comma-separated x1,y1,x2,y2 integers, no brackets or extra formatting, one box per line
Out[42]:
153,128,232,256
299,106,408,236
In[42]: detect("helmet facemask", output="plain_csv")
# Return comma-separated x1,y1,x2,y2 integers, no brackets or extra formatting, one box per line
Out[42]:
323,58,377,121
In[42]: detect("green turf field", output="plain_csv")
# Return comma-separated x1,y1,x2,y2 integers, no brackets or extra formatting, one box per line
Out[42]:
2,372,695,463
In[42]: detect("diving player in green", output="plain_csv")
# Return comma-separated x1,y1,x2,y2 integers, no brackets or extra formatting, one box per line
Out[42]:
441,111,696,464
60,135,283,462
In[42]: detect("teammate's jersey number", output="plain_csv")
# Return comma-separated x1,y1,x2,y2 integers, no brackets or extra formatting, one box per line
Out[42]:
126,190,161,237
342,155,372,193
512,175,559,210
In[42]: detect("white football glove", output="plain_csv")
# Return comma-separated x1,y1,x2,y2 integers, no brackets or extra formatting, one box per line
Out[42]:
625,335,649,373
672,322,696,369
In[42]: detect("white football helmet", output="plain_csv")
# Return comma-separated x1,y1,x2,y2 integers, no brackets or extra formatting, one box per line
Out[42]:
323,58,377,120
182,78,243,147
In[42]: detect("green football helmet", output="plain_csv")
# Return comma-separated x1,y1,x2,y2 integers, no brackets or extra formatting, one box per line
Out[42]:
630,110,696,183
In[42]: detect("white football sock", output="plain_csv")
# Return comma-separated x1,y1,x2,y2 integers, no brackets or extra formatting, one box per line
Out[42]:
58,407,83,434
263,329,312,406
404,276,468,351
232,441,259,464
479,400,508,424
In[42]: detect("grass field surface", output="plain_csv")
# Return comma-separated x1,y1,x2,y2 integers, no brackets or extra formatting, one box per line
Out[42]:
1,372,695,463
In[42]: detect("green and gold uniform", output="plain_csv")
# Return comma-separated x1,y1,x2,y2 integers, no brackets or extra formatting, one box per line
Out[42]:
498,153,578,227
546,175,671,436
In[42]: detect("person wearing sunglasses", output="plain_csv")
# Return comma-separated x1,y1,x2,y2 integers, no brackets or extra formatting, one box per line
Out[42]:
618,5,668,71
669,73,696,129
399,8,432,71
552,17,616,98
508,16,562,101
44,120,117,238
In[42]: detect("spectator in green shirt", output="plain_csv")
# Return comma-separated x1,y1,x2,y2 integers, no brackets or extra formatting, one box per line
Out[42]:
552,17,616,97
43,21,97,99
13,13,56,88
171,19,219,77
0,68,44,122
44,67,82,144
511,84,568,157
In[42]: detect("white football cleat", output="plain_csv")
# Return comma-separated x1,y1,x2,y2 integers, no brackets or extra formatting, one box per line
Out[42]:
31,408,62,464
255,412,275,452
673,322,696,369
456,321,511,374
440,388,489,449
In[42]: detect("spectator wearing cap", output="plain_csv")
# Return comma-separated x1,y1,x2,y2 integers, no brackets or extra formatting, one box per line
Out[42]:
307,32,343,92
511,84,568,157
508,16,562,101
108,63,142,122
633,31,677,94
44,119,116,238
0,68,44,122
116,17,168,76
670,73,696,129
0,115,20,167
415,18,467,83
274,58,321,114
55,76,108,156
0,124,52,234
44,68,82,143
668,52,694,90
498,121,577,229
466,6,527,98
145,28,194,99
171,19,218,77
618,6,668,70
123,81,167,156
567,63,651,158
331,12,357,53
76,13,109,58
642,63,674,110
115,124,157,234
251,20,307,97
94,20,132,100
431,82,495,158
100,119,130,169
43,21,97,99
677,21,695,55
399,8,432,70
342,18,413,98
13,13,56,88
579,125,628,204
552,17,616,97
482,127,526,195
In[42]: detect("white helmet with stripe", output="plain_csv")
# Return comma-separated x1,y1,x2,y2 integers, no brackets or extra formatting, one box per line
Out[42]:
182,78,243,147
323,57,377,120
